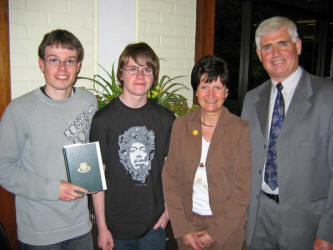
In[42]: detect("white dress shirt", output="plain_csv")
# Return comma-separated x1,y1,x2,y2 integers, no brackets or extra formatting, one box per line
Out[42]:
262,67,302,194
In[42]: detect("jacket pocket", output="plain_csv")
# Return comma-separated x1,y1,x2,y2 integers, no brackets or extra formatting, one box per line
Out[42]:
310,197,327,215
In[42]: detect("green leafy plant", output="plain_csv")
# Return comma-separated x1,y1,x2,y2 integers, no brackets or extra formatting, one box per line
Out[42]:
79,64,198,116
79,64,122,109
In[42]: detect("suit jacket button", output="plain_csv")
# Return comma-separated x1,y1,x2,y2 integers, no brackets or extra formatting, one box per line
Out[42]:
259,169,262,175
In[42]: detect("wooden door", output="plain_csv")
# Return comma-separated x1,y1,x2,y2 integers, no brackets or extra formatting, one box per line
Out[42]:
0,0,18,249
195,0,215,63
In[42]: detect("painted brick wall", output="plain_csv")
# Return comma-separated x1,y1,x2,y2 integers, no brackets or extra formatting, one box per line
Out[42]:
9,0,196,103
9,0,96,98
137,0,196,103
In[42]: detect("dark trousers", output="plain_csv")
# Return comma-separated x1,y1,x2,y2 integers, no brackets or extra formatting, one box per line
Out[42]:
113,227,166,250
19,231,93,250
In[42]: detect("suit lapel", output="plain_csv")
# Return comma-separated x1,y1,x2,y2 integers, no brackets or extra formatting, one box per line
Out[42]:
280,71,314,139
254,81,271,141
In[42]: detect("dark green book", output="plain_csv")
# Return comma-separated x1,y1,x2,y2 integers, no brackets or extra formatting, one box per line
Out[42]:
63,142,107,193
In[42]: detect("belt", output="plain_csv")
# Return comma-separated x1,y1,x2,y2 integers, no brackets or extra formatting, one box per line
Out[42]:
262,190,279,203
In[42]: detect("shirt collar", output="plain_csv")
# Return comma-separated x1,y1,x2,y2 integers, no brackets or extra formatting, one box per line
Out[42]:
271,67,302,94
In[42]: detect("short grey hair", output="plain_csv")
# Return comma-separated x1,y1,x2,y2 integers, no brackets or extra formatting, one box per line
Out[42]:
255,16,299,50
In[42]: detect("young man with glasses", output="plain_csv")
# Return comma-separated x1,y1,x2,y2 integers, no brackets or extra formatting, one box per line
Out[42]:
90,42,175,250
0,29,97,249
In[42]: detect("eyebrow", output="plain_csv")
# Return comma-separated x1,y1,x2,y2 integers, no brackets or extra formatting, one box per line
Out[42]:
45,54,77,58
262,39,290,46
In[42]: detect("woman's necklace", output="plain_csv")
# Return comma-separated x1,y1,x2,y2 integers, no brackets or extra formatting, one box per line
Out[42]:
201,120,216,127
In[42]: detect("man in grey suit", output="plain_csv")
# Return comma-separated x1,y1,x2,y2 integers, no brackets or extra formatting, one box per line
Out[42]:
242,16,333,250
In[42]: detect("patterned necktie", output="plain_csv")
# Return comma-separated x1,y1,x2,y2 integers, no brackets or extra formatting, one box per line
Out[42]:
264,83,285,190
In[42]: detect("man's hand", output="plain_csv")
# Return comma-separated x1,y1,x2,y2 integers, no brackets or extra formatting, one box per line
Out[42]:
194,230,215,248
98,228,114,250
153,207,169,229
313,238,333,250
59,180,88,201
182,233,202,250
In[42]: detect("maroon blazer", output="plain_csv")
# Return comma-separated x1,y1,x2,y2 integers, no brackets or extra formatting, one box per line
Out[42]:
162,107,251,245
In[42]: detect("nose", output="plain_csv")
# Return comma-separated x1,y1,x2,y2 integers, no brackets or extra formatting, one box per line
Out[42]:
208,87,214,97
136,69,144,78
272,45,281,56
58,61,67,70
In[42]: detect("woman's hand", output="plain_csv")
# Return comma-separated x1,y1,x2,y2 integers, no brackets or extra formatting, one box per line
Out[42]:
182,232,203,250
194,230,215,248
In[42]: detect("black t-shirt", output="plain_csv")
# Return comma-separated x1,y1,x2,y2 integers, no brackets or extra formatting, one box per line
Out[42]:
90,97,175,239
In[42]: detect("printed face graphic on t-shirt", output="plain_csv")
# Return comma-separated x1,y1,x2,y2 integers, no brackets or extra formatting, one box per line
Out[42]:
118,126,155,183
129,142,149,170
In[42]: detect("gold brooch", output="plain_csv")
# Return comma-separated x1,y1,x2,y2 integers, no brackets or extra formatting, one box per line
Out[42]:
192,129,198,136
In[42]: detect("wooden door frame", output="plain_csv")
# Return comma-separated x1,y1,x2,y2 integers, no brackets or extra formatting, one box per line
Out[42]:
195,0,215,63
193,0,215,103
0,0,11,114
0,0,17,249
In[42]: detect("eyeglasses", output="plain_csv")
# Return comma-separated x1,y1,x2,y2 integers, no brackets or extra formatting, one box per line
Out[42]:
44,56,78,67
123,66,153,76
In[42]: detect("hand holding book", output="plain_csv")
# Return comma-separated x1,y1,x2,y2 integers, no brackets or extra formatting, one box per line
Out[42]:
59,180,88,202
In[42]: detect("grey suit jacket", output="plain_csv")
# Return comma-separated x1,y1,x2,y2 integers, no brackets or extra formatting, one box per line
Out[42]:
241,69,333,249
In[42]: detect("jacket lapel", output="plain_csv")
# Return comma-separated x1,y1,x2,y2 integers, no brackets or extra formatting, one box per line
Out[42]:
209,107,231,149
184,109,202,168
254,81,271,141
280,71,313,139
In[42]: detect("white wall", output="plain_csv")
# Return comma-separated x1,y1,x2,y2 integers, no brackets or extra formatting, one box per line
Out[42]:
137,0,196,103
9,0,196,103
9,0,97,98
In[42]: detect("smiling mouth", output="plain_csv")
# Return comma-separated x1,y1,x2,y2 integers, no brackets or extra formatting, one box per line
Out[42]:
271,59,285,65
56,75,69,80
205,99,217,103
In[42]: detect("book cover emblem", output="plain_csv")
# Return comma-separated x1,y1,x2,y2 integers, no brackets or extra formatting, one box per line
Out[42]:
78,162,91,173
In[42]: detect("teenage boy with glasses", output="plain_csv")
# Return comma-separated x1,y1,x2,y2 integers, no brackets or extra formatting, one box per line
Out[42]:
90,42,175,250
0,29,97,249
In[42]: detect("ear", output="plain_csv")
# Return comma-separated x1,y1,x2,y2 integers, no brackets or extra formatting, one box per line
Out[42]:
75,61,82,74
256,48,262,62
296,38,302,55
225,88,229,99
38,58,45,73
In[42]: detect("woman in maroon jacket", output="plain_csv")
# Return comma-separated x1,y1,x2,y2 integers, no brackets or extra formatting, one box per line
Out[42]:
162,55,251,250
